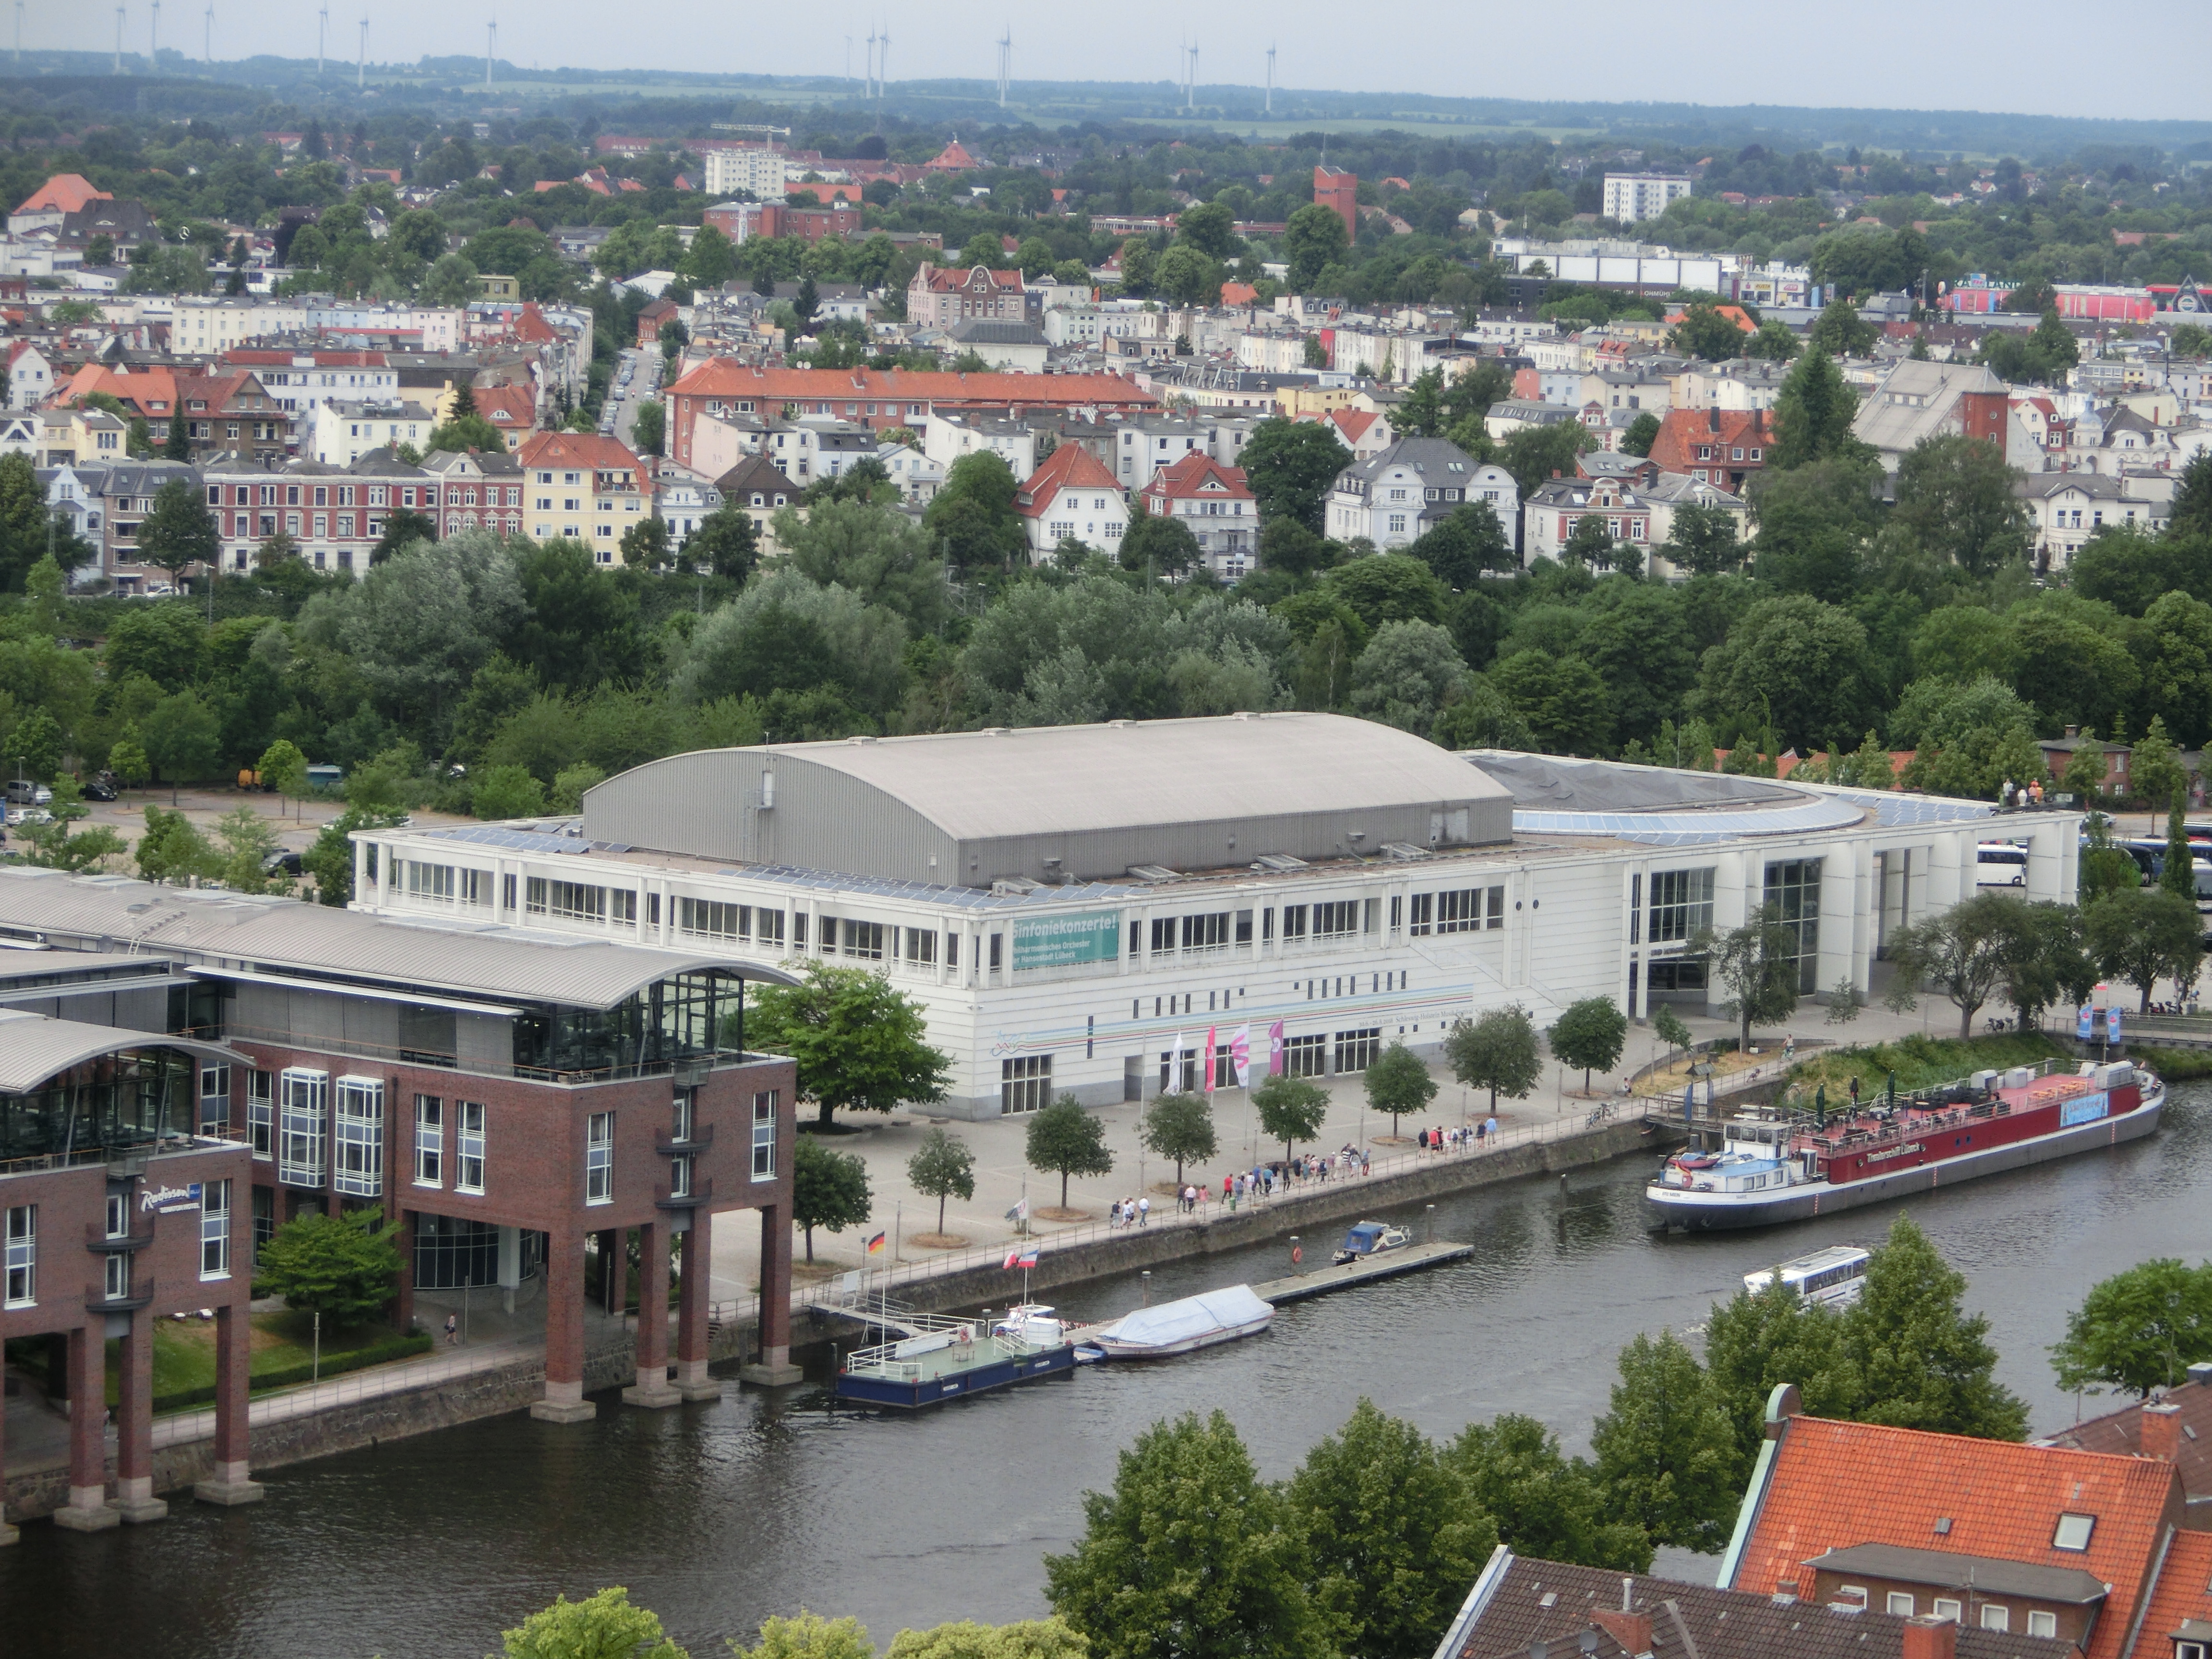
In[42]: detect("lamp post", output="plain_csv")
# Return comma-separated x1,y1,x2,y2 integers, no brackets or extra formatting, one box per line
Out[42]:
2092,981,2111,1063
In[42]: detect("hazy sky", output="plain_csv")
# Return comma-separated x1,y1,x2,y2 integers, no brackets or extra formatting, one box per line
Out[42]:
27,0,2212,127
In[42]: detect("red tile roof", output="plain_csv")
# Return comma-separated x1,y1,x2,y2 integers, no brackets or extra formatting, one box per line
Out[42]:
1327,408,1379,444
1647,407,1773,473
516,429,648,481
1140,451,1252,504
1014,442,1122,517
471,384,537,433
666,360,1155,410
918,264,1024,295
2129,1527,2212,1652
1730,1414,2184,1659
927,139,979,171
2043,1374,2212,1507
17,173,110,215
1219,282,1259,307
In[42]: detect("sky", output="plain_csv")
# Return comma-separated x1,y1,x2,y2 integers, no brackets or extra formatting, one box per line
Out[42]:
24,0,2212,127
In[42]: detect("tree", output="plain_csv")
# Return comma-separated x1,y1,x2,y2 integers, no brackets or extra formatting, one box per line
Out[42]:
1350,618,1469,733
1044,1409,1329,1659
924,451,1026,571
1744,321,1801,363
1499,423,1597,499
136,478,220,585
1647,1004,1692,1065
1620,411,1662,457
2128,715,2187,812
1397,368,1446,439
1117,504,1200,577
1884,890,2029,1037
1154,245,1224,310
303,805,401,906
1445,1414,1651,1572
1695,594,1869,752
1284,1400,1499,1659
1026,1095,1115,1210
736,1611,874,1659
16,774,125,873
371,507,437,564
1444,1005,1542,1116
142,691,222,798
1489,649,1611,756
1659,501,1743,576
2085,885,2204,1011
472,763,547,819
426,413,507,454
1254,1072,1330,1166
1364,1042,1435,1137
1669,305,1747,362
1893,434,2028,577
885,1622,1090,1659
621,516,672,570
2164,793,2199,907
1771,345,1864,470
108,730,151,793
632,399,665,457
2050,1259,2212,1399
502,1588,688,1659
748,963,952,1129
6,707,60,781
791,1135,872,1262
1140,1091,1215,1186
906,1126,975,1235
1589,1330,1743,1553
1703,1281,1861,1466
1283,203,1351,289
1410,501,1513,588
685,505,759,581
1846,1215,2027,1440
2000,901,2093,1033
1239,419,1349,531
1548,997,1628,1093
2063,731,2109,804
252,1207,406,1327
2171,452,2212,541
1805,297,1876,358
1692,906,1802,1050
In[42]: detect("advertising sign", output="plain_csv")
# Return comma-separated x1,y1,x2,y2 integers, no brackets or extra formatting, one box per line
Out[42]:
1010,911,1120,972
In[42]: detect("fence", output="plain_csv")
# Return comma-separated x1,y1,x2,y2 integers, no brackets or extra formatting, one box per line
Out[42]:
708,1101,1638,1331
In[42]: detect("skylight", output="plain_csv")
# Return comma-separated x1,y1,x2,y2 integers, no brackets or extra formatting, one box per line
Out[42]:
2051,1513,2095,1551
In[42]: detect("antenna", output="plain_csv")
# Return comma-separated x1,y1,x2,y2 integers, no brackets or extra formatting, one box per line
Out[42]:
485,15,495,88
1266,45,1274,116
317,1,326,76
114,6,125,74
356,14,365,89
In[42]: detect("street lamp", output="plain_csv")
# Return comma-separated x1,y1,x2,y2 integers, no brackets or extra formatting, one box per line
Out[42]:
2092,981,2111,1063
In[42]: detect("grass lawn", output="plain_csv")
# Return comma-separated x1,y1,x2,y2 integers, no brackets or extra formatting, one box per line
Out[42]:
1782,1031,2073,1101
133,1310,429,1408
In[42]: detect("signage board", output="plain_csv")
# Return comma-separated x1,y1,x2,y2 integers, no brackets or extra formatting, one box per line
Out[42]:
1010,911,1120,973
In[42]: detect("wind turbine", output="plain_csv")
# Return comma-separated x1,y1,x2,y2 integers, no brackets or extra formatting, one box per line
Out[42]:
356,14,366,89
877,29,888,98
1186,42,1198,113
996,29,1009,108
149,0,158,65
15,1,24,67
317,1,327,76
1265,45,1274,116
485,15,495,88
114,6,125,75
204,2,213,63
864,26,875,98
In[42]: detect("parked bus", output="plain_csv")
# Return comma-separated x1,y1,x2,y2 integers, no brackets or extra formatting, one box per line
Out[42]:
1975,842,2028,886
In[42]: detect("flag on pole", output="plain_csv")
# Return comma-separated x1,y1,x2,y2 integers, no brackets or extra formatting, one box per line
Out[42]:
865,1231,886,1255
1204,1024,1218,1092
1268,1019,1285,1077
1003,1196,1029,1222
1168,1030,1186,1092
1230,1024,1251,1087
1004,1244,1039,1270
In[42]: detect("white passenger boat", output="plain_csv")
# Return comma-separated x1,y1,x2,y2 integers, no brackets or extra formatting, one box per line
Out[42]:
1743,1244,1870,1308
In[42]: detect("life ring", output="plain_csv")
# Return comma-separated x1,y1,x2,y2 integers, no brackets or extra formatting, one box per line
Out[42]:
1291,1245,1303,1264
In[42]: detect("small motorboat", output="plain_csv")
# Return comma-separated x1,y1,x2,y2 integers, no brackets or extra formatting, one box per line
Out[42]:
1332,1220,1412,1266
991,1304,1065,1347
1071,1342,1108,1365
1088,1285,1274,1360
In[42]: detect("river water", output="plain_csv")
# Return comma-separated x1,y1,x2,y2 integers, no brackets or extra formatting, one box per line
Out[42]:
9,1084,2209,1659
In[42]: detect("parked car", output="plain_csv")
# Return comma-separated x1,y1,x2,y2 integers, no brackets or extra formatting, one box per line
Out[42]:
6,807,52,828
262,848,304,877
5,780,52,806
81,773,117,802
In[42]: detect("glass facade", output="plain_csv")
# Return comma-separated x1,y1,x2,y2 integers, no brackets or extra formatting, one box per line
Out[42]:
0,1049,197,1166
1764,858,1824,993
412,1215,541,1289
511,971,744,1079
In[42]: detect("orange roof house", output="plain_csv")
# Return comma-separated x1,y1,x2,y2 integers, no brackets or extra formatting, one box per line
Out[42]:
1646,406,1775,493
925,138,978,173
1721,1391,2187,1659
2128,1527,2212,1658
16,174,110,217
469,383,537,443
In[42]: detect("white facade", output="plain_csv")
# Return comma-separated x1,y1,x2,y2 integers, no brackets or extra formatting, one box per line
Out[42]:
1602,174,1694,223
923,411,1038,481
703,147,791,200
876,441,945,504
351,757,2056,1119
1023,480,1129,558
254,357,403,419
309,398,435,466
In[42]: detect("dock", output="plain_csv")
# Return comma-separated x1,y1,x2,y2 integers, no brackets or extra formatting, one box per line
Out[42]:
1250,1238,1472,1304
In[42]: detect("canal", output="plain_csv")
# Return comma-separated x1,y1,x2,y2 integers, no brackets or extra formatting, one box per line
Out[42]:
8,1083,2208,1659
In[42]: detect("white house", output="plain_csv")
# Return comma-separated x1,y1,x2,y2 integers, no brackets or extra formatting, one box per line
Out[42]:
876,441,946,505
307,397,435,467
2015,471,2166,571
1327,438,1518,552
923,410,1038,482
651,459,723,556
1014,442,1128,559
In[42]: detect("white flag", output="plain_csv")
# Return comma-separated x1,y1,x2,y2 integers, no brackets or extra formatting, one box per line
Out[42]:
1168,1030,1186,1091
1230,1025,1251,1087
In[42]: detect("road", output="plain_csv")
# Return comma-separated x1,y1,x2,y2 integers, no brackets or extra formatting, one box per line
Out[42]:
605,345,662,452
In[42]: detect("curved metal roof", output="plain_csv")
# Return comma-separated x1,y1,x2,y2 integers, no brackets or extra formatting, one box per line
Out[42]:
0,1009,244,1093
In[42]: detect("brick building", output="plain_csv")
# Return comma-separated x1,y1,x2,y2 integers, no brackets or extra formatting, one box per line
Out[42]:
0,862,801,1527
907,263,1030,330
701,200,861,245
1314,166,1358,240
1646,406,1777,494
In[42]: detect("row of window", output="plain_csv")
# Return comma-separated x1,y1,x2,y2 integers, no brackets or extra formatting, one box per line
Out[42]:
3,1181,232,1310
1859,1588,2056,1637
256,1070,485,1198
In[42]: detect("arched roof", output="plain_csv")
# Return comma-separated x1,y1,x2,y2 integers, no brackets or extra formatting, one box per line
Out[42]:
0,1010,246,1094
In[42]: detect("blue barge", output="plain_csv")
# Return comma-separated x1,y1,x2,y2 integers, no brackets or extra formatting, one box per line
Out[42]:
833,1315,1074,1408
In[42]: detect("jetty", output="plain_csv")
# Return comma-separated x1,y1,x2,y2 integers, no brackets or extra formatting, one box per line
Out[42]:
1251,1238,1472,1304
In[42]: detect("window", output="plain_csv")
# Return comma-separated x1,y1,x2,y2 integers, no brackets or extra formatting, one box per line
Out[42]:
1408,893,1432,936
527,878,607,922
105,1249,131,1302
248,1070,273,1158
1887,1593,1915,1616
1932,1600,1962,1623
1284,1034,1327,1077
1001,1056,1051,1114
586,1112,614,1204
1312,900,1360,938
334,1076,385,1198
4,1205,32,1307
1334,1028,1381,1073
456,1101,486,1193
679,897,755,941
415,1095,443,1186
200,1180,231,1279
752,1090,779,1178
613,890,638,925
2052,1513,2096,1551
1764,858,1823,993
1980,1607,2009,1633
1434,889,1483,934
1181,912,1231,951
1488,886,1506,929
842,919,885,960
408,861,457,901
902,927,938,965
1649,867,1716,943
671,1152,694,1199
2027,1612,2057,1639
277,1068,329,1187
199,1063,230,1133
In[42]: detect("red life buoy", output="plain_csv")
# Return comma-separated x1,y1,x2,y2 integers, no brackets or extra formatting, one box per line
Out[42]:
1291,1245,1303,1264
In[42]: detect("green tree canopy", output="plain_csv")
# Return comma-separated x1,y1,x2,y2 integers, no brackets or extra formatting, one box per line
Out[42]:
1140,1090,1215,1186
1253,1072,1330,1166
791,1135,872,1261
1547,997,1628,1093
746,963,952,1128
253,1207,406,1327
1445,1414,1652,1572
1025,1095,1116,1210
502,1588,689,1659
1239,419,1350,531
1847,1215,2028,1440
1446,1004,1542,1116
1364,1042,1436,1136
1589,1330,1743,1554
906,1126,976,1234
2050,1258,2212,1399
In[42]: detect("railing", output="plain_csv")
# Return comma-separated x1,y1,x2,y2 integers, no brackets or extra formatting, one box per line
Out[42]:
655,1124,715,1155
706,1104,1652,1331
85,1224,156,1252
185,1024,784,1088
87,1274,155,1314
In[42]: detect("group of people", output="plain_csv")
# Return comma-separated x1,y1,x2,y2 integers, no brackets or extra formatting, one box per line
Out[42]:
1415,1119,1501,1152
1999,778,2046,808
1108,1195,1152,1227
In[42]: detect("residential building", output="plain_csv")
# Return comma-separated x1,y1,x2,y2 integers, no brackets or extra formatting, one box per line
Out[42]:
1321,406,1394,460
1437,1546,2071,1659
1523,473,1653,563
945,319,1049,373
2034,728,2149,799
0,866,801,1495
1647,406,1778,493
516,430,653,564
876,441,945,504
651,460,724,556
714,454,797,554
1721,1387,2187,1657
1314,166,1358,240
9,173,110,236
2017,470,2169,571
925,411,1039,482
2041,1360,2212,1522
908,264,1030,330
1484,399,1578,443
470,382,538,447
1140,452,1256,577
1852,360,2043,475
1642,471,1751,576
355,723,2040,1120
203,449,431,576
701,201,861,245
307,397,436,467
93,460,201,589
1015,441,1127,559
419,447,527,540
702,146,790,200
1327,437,1515,551
7,340,55,408
224,348,400,427
1603,173,1694,222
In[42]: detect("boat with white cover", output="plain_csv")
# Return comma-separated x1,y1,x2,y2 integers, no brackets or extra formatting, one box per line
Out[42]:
1084,1285,1276,1360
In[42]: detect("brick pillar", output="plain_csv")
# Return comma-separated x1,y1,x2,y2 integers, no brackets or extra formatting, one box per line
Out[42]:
194,1301,263,1506
0,1337,15,1545
53,1324,118,1531
623,1222,678,1407
673,1214,721,1401
111,1312,167,1522
391,1209,416,1337
599,1229,622,1314
740,1203,801,1385
530,1228,596,1423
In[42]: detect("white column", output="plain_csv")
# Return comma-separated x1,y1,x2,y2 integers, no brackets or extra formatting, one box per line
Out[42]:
1817,848,1856,1003
1851,841,1876,994
1620,862,1639,1019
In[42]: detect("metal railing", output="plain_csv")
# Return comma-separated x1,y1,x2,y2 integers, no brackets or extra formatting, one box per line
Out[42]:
185,1023,782,1088
705,1104,1647,1331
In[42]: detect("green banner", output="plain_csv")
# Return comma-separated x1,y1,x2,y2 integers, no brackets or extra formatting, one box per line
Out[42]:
1011,910,1121,972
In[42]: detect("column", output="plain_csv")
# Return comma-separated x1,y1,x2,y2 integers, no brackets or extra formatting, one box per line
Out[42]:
1817,849,1858,1005
623,1221,679,1408
739,1203,801,1385
53,1324,119,1531
0,1331,14,1544
598,1228,622,1315
194,1302,263,1505
673,1214,721,1401
497,1223,521,1315
111,1312,166,1522
530,1228,597,1423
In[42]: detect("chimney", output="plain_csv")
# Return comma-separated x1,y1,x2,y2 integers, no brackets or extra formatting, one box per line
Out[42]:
1589,1609,1653,1656
2064,724,2079,739
2141,1400,2182,1462
1900,1615,1957,1659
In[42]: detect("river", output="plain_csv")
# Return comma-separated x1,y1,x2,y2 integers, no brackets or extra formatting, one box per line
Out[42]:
8,1083,2208,1659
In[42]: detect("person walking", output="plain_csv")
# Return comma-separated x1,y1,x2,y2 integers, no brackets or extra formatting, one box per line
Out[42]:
1137,1195,1150,1226
444,1311,459,1346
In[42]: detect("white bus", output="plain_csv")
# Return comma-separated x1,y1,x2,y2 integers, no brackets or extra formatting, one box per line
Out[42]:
1975,842,2028,887
1743,1245,1870,1308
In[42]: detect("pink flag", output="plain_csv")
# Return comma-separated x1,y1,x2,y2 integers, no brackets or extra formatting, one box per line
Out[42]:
1204,1025,1218,1092
1268,1020,1285,1076
1230,1025,1251,1087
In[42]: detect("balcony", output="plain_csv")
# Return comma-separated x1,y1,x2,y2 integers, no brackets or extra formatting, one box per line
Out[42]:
654,1123,715,1156
87,1275,155,1315
656,1178,711,1212
85,1224,156,1254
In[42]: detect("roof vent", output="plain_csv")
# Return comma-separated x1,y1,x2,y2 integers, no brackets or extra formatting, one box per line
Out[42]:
991,876,1041,896
1933,1517,1952,1535
846,735,877,745
1127,865,1179,883
1380,842,1430,861
1251,854,1307,873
